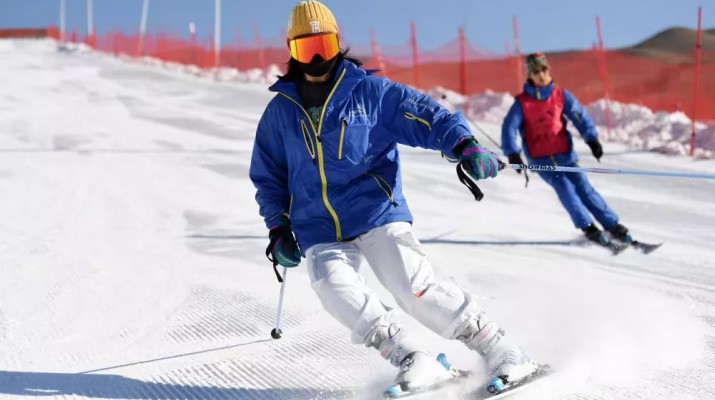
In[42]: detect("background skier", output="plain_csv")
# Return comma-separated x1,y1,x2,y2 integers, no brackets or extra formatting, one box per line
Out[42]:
250,1,540,395
501,53,634,246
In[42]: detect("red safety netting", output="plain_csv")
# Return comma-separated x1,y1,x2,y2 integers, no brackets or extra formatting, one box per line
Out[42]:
35,25,715,122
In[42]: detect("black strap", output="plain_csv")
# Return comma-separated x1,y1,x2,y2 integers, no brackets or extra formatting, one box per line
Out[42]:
265,236,284,283
457,161,484,201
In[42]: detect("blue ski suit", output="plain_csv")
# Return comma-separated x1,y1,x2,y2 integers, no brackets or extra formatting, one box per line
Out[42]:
501,81,619,230
249,59,473,251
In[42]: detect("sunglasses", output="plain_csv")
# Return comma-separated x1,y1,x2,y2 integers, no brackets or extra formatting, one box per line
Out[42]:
529,66,550,74
288,33,340,64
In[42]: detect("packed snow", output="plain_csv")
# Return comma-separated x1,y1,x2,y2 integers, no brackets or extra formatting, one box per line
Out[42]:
1,39,714,400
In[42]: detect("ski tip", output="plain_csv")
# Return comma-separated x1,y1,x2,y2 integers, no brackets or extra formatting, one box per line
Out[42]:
482,364,552,398
637,242,663,254
436,353,451,370
486,376,507,395
383,385,402,399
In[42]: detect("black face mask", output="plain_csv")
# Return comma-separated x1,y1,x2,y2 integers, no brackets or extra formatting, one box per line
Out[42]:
296,54,339,78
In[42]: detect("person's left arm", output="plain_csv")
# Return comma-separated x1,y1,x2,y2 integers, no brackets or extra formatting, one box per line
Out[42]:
563,89,603,160
563,89,598,141
379,80,499,180
379,80,473,160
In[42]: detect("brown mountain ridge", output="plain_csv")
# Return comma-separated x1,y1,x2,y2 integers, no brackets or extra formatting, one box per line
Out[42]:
624,26,715,58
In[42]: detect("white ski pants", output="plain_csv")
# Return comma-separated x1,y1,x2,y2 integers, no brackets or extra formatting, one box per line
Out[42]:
305,222,480,345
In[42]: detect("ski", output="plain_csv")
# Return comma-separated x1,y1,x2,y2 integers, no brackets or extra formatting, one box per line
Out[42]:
609,236,662,255
470,364,552,399
382,354,471,399
592,239,628,255
630,240,662,254
382,369,470,399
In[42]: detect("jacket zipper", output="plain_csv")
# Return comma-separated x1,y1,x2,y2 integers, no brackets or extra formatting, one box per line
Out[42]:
301,119,316,164
367,172,398,207
338,119,347,160
403,112,432,131
277,68,348,241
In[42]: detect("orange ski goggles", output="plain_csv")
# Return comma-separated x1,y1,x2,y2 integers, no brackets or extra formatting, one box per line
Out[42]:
288,33,340,63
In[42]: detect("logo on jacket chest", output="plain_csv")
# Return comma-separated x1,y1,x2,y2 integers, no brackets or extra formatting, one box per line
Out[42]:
348,103,369,123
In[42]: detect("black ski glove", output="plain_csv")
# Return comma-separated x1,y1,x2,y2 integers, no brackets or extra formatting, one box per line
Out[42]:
507,153,524,174
586,139,603,161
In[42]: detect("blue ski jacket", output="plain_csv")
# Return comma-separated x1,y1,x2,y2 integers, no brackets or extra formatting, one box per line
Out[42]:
249,59,473,251
501,81,598,165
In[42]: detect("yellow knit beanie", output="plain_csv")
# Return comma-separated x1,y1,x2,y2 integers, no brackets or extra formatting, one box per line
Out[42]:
287,1,339,40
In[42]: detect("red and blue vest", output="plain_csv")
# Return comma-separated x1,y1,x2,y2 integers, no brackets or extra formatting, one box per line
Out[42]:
516,86,571,158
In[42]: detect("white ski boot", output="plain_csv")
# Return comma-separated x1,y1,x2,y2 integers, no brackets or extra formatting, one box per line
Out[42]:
367,324,453,392
456,313,539,393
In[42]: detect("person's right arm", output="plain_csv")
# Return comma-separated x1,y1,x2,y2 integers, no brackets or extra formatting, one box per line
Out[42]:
249,105,291,229
501,100,524,157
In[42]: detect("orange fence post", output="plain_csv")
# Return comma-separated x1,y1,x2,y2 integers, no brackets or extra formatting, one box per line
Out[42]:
86,0,95,48
690,6,703,157
596,16,612,139
410,21,420,88
47,26,60,40
255,24,266,71
459,27,467,95
513,16,523,92
370,29,387,77
86,33,97,48
138,0,149,57
214,0,222,68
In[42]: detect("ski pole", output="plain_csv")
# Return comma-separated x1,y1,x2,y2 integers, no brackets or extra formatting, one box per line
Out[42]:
270,267,288,339
506,164,715,180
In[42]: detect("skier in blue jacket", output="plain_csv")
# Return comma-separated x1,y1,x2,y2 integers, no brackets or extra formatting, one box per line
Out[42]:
249,1,540,395
502,53,633,246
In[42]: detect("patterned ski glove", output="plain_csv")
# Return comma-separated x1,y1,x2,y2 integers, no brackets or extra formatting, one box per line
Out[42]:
453,137,500,180
265,215,301,269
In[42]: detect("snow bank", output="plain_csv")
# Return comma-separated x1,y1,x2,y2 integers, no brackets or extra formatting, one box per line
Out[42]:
426,87,715,159
124,54,283,84
586,100,713,158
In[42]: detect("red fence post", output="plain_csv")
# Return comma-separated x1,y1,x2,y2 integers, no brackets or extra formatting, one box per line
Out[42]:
459,27,467,95
214,0,222,68
47,26,60,40
370,29,387,77
690,6,703,157
410,21,420,88
254,24,266,71
596,16,612,139
513,16,523,92
138,0,149,57
86,0,96,48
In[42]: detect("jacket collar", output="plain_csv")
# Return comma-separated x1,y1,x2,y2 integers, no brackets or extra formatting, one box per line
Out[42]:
523,80,555,101
269,59,368,101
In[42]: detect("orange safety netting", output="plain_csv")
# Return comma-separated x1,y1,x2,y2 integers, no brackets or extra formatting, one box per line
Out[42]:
44,27,715,121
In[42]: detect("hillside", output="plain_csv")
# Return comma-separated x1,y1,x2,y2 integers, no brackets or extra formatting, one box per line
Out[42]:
624,26,715,59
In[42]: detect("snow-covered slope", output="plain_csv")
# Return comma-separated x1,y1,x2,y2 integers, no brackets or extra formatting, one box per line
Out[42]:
1,39,714,400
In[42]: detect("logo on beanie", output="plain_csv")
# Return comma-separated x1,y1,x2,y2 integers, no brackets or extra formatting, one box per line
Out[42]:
310,21,321,33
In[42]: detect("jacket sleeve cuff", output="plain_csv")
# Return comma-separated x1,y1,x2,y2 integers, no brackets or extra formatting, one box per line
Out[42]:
442,126,473,161
266,213,290,230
